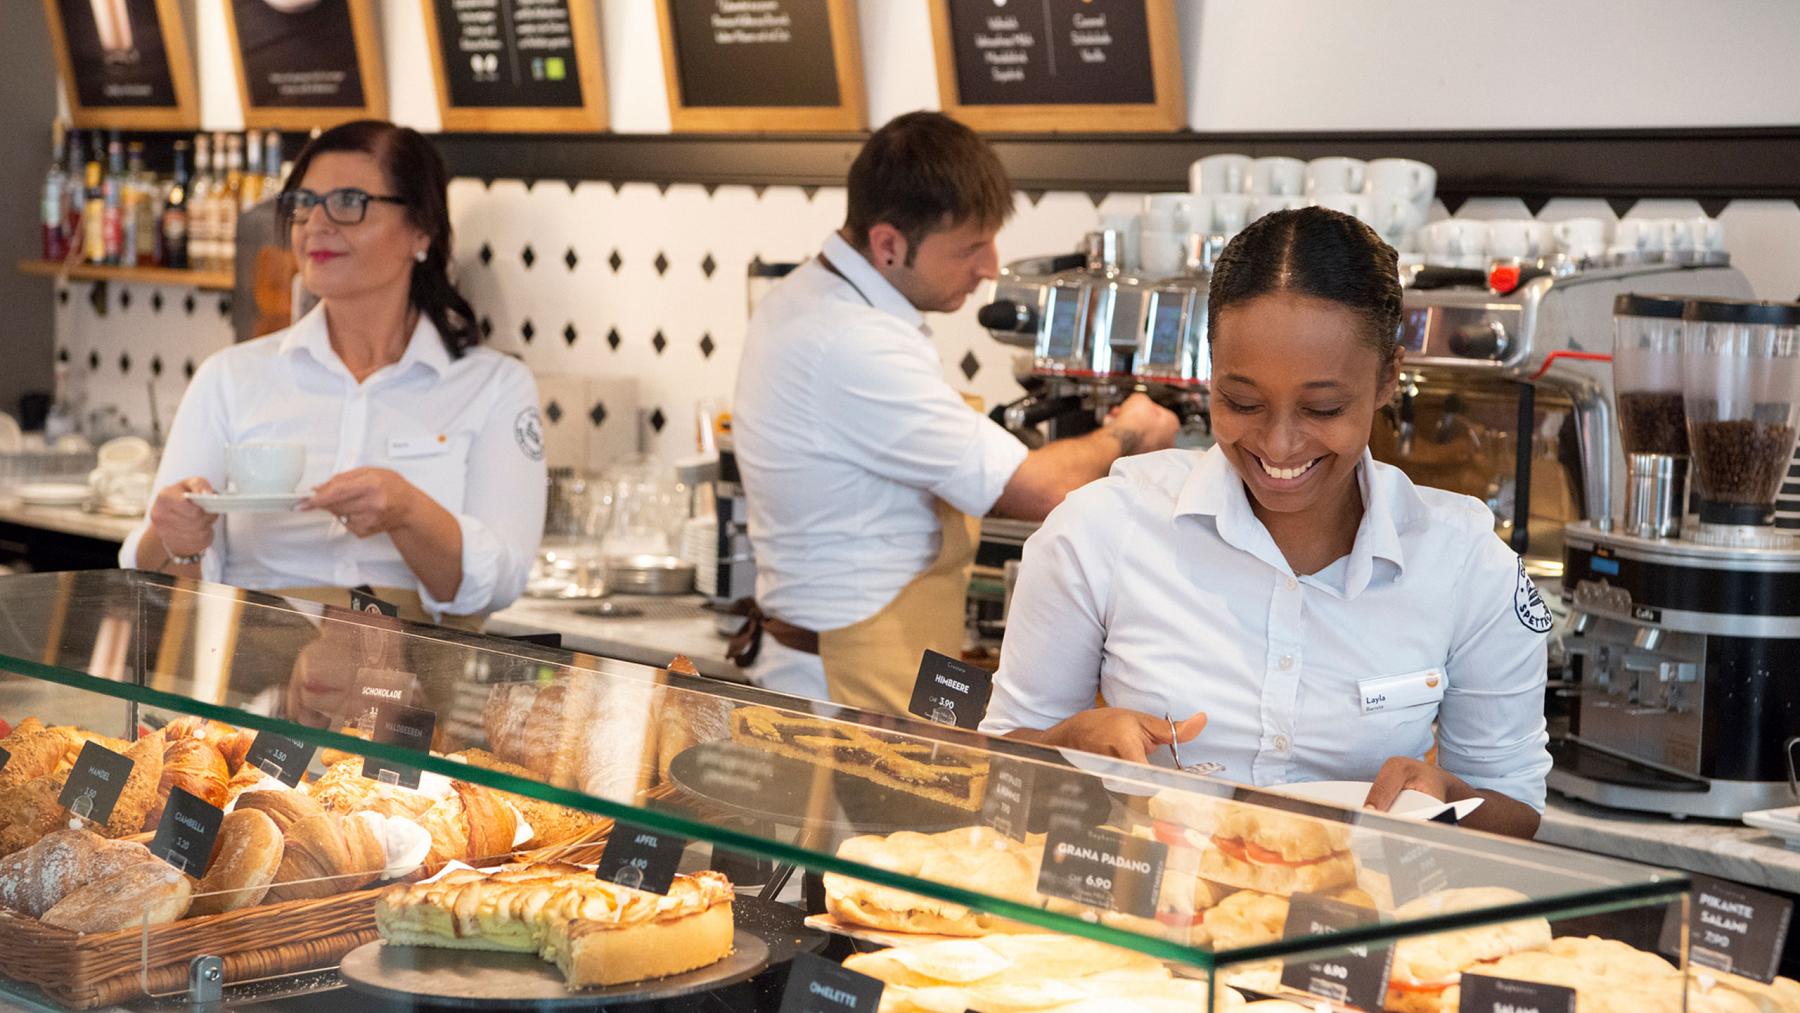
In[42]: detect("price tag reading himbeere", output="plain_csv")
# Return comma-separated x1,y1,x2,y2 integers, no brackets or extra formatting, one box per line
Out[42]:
57,740,135,824
595,822,687,896
1278,892,1395,1012
907,650,992,729
978,755,1037,842
778,951,884,1013
242,730,316,787
359,702,436,790
1458,973,1576,1013
1036,826,1167,919
1659,874,1793,984
149,786,225,877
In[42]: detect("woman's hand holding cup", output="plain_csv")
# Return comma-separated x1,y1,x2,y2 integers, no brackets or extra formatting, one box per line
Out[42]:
150,476,220,558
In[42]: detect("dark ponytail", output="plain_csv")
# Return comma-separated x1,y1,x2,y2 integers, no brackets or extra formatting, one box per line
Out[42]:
1207,206,1403,363
280,120,481,358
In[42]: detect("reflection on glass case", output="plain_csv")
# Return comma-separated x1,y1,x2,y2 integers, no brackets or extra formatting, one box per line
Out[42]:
0,570,1778,1011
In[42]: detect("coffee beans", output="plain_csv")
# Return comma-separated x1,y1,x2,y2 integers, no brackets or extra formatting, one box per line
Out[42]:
1690,419,1798,504
1618,391,1689,455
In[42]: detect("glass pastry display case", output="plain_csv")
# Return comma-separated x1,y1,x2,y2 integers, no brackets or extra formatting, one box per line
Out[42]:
0,570,1782,1012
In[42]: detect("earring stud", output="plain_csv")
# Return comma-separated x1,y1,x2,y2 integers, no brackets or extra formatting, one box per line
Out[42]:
414,249,427,263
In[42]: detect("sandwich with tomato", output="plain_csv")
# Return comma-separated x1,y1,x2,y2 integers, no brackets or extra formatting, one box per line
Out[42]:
1150,797,1357,896
1383,887,1551,1013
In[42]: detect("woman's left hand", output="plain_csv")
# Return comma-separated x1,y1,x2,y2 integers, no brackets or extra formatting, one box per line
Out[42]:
303,468,421,538
1364,755,1478,811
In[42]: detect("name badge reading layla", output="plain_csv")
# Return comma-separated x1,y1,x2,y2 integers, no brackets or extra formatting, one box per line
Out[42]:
1357,669,1447,715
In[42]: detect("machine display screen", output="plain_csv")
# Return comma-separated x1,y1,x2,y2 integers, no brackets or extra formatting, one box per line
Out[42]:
1043,290,1081,360
1144,298,1183,367
1398,307,1432,353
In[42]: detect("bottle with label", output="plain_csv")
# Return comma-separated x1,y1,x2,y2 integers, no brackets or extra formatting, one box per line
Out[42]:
40,123,68,261
218,133,242,269
101,134,125,265
160,139,190,270
120,141,146,267
81,158,105,265
240,128,264,209
188,133,213,268
130,141,160,267
63,129,85,250
262,130,283,197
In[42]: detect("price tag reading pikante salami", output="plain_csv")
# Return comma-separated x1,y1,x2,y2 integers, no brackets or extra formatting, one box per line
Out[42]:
907,650,993,729
1278,892,1395,1012
242,730,317,787
360,702,436,791
149,787,225,878
1458,973,1576,1013
1659,874,1793,984
595,822,687,896
1036,826,1167,919
778,951,884,1013
57,740,135,824
978,755,1037,842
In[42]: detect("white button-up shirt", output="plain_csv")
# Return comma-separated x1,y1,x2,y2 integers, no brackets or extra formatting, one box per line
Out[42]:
981,445,1552,810
120,303,546,619
732,233,1029,697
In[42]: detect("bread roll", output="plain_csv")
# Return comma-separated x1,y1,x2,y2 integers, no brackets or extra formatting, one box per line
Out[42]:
0,720,79,790
40,858,191,933
266,813,354,903
0,828,104,916
143,738,229,832
234,786,324,834
189,809,284,917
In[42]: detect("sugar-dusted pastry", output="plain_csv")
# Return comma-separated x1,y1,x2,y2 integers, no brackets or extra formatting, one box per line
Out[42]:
729,705,988,810
143,737,230,831
40,856,191,933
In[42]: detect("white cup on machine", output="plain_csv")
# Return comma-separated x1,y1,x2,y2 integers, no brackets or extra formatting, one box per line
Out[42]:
1249,157,1306,197
1364,194,1425,252
1252,195,1309,221
1367,158,1437,217
1099,211,1143,269
1614,218,1668,262
1310,191,1371,219
1143,193,1205,235
1419,219,1490,268
1190,154,1253,195
226,442,306,495
1305,157,1367,196
1139,229,1189,277
1550,217,1608,264
1203,194,1255,239
1485,219,1556,261
1688,216,1725,257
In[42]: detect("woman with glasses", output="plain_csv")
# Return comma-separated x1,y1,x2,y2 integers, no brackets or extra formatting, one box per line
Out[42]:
122,121,546,638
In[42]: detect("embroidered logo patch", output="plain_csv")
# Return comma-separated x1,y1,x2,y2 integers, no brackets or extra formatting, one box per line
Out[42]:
1514,560,1554,633
513,407,545,461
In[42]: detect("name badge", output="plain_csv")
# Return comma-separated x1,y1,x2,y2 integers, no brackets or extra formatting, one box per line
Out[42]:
1357,669,1446,715
387,435,449,459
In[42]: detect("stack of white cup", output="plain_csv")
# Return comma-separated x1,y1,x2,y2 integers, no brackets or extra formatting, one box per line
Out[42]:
1181,153,1437,254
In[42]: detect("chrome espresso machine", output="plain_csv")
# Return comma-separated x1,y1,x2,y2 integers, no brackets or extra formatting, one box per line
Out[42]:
1554,295,1800,819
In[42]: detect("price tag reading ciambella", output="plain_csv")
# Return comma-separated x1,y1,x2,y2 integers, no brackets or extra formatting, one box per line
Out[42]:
1036,826,1167,919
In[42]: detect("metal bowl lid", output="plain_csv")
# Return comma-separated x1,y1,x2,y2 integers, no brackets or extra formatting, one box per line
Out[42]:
1680,297,1800,327
1612,292,1687,319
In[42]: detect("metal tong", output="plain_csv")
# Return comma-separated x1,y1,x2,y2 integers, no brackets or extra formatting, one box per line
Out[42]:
1165,713,1222,776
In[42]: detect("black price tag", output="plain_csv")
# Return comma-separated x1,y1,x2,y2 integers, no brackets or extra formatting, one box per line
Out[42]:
1278,892,1395,1012
350,586,400,617
1381,835,1449,906
57,740,135,824
1458,973,1576,1013
693,742,781,798
907,650,992,730
978,755,1037,842
1036,826,1167,919
778,951,884,1013
0,744,10,776
345,668,419,736
148,786,225,877
1040,769,1111,835
242,731,317,788
360,702,437,790
1659,874,1793,983
595,821,687,896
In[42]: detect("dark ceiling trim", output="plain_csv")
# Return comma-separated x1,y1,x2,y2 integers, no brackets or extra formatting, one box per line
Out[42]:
430,127,1800,202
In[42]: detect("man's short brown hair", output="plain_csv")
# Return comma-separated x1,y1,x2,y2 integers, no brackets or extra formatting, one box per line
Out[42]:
844,111,1014,265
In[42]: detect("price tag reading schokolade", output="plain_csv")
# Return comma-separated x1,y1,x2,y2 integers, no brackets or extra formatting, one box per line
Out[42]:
1278,892,1395,1011
1036,826,1166,919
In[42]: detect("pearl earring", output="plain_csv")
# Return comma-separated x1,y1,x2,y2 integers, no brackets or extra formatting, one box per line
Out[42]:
414,249,427,263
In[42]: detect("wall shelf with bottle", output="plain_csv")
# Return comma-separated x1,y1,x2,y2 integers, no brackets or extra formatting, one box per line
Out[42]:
15,259,233,292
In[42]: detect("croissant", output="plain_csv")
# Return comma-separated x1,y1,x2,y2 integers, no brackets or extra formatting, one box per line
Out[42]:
417,781,518,871
0,720,79,791
306,758,436,821
143,739,229,832
233,786,325,835
450,749,605,850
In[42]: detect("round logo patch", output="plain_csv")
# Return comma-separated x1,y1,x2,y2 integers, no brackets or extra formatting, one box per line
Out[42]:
513,407,545,462
1513,560,1554,634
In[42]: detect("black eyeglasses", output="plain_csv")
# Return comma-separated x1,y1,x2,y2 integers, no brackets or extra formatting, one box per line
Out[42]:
278,187,407,226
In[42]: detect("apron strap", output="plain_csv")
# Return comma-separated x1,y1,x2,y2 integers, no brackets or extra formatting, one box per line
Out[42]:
725,598,821,667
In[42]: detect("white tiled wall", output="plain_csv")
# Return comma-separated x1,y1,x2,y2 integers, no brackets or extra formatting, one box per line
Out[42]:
52,187,1800,467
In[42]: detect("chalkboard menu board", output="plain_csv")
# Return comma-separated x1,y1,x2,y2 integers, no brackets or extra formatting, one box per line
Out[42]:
43,0,199,129
655,0,866,132
223,0,387,131
422,0,607,131
928,0,1182,132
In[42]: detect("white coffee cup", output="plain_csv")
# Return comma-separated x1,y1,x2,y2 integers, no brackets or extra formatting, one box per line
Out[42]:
1365,196,1425,251
1367,158,1437,205
1142,193,1205,235
1250,157,1306,197
1139,228,1189,277
1306,157,1367,196
1550,217,1608,263
1190,154,1253,195
1689,216,1725,255
1310,190,1370,219
1204,194,1255,238
1420,219,1490,265
1614,218,1668,261
1252,195,1309,221
1486,219,1556,260
227,442,306,495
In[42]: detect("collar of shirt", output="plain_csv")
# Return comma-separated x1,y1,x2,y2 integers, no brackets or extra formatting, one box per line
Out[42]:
276,301,451,383
819,232,931,337
1172,444,1412,597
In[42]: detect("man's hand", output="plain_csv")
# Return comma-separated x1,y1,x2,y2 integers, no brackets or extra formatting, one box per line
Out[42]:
1105,393,1179,455
148,476,220,559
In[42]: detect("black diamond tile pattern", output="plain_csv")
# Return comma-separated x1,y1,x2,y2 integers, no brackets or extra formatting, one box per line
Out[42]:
520,319,536,343
546,400,563,424
654,252,669,276
699,333,715,358
219,296,232,317
589,403,607,427
521,244,536,269
649,408,666,433
564,247,578,270
150,355,163,377
960,351,980,381
607,328,621,352
183,293,196,315
56,347,69,363
118,353,131,374
183,358,196,380
478,243,493,266
87,351,99,371
480,315,493,338
151,292,163,313
563,323,578,347
608,250,622,273
701,254,716,278
57,288,69,306
119,288,131,311
652,330,667,355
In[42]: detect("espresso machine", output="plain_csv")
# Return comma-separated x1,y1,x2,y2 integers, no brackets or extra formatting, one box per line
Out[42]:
1553,296,1800,819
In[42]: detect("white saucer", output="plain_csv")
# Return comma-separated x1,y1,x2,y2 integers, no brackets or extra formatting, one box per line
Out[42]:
15,482,91,506
1742,806,1800,851
187,491,307,512
1269,780,1485,822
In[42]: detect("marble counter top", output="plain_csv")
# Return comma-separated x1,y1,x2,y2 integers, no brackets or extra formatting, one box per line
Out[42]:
1540,793,1800,894
0,499,139,544
484,593,745,683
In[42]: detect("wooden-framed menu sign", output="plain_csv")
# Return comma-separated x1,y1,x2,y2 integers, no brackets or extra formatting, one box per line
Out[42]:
420,0,607,132
42,0,200,130
928,0,1183,133
655,0,866,133
222,0,387,132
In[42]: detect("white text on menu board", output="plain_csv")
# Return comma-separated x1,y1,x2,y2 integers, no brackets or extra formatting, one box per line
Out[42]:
975,14,1033,83
713,1,792,46
1070,11,1114,64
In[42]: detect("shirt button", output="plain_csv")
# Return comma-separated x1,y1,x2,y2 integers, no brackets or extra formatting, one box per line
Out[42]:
1274,735,1291,752
1285,576,1298,591
1278,655,1294,671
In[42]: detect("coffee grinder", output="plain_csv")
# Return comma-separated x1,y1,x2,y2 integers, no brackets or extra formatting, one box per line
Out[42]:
1555,297,1800,818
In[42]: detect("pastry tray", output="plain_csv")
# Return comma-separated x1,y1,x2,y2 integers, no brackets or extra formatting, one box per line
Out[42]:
339,894,823,1009
666,741,976,833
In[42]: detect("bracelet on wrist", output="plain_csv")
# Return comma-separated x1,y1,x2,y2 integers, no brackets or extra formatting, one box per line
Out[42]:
166,549,205,567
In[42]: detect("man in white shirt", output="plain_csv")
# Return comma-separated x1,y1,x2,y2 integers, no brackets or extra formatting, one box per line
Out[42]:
730,112,1177,710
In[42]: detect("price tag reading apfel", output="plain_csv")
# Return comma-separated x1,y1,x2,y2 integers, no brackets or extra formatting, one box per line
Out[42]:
57,740,135,824
907,650,992,729
595,821,687,896
1660,874,1793,984
1036,826,1166,919
1278,892,1395,1012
